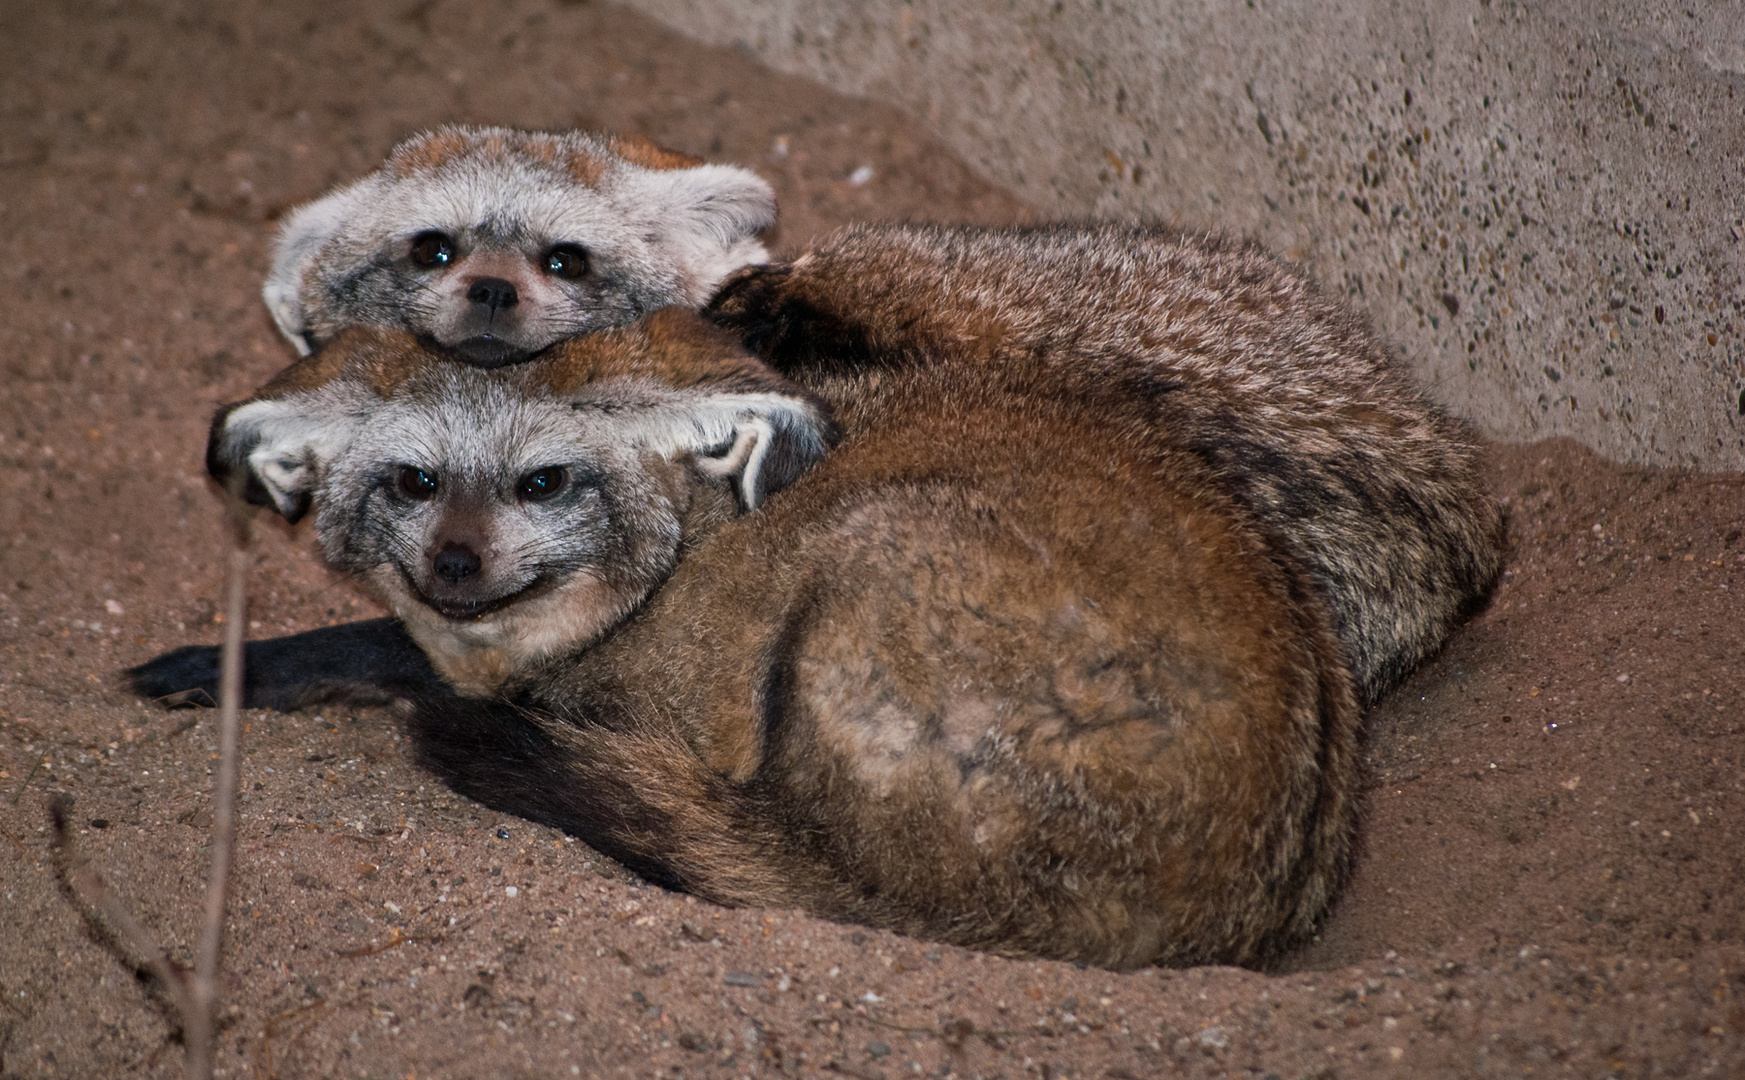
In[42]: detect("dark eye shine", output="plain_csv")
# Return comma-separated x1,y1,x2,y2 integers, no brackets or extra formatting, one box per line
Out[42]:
409,231,456,269
543,244,588,279
517,467,568,502
398,466,439,499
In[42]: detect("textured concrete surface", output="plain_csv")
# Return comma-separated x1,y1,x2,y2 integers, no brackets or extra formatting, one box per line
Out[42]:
620,0,1745,469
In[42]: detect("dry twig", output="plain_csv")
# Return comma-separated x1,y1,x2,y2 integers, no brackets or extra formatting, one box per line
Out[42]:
184,486,252,1079
49,793,196,1019
49,484,253,1080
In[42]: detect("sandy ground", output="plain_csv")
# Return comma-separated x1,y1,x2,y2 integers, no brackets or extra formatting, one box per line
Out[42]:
2,2,1742,1077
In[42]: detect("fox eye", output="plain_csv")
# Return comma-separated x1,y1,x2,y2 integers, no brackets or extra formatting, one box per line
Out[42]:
397,466,439,499
516,467,567,502
542,244,588,280
408,231,455,269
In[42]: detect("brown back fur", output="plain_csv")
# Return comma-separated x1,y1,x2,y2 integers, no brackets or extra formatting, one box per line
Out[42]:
708,223,1505,704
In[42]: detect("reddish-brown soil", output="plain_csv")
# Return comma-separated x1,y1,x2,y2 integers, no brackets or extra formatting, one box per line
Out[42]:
2,3,1741,1078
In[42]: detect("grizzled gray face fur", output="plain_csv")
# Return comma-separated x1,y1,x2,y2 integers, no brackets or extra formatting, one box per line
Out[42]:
316,377,639,619
234,368,700,691
262,126,776,367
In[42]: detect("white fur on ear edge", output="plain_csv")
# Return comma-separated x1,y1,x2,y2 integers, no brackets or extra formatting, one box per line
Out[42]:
694,418,777,511
630,165,777,302
598,389,830,512
218,394,366,519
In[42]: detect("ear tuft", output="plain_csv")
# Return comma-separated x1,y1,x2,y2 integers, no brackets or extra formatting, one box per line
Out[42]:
688,393,835,512
206,401,309,522
644,164,776,243
750,403,835,507
205,388,365,524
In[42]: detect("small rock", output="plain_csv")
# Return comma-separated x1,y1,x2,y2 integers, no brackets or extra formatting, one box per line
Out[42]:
1196,1025,1229,1050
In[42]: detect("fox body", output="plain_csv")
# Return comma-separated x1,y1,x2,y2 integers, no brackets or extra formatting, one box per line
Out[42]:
134,222,1505,965
181,301,1360,968
263,125,775,366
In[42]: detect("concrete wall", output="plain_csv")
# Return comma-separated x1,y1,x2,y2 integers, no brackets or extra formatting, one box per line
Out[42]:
617,0,1745,469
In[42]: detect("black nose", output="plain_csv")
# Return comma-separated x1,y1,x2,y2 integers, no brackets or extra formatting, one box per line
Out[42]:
432,542,482,584
466,277,519,312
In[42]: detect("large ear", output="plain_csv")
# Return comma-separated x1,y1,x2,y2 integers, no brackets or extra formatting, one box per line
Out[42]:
629,165,777,296
205,390,365,523
543,313,831,509
645,164,777,243
684,390,836,511
261,183,371,355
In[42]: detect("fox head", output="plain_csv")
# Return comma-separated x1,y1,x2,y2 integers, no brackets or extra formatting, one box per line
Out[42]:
209,310,834,691
263,126,777,367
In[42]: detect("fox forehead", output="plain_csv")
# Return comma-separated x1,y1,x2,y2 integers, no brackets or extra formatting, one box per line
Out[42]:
336,381,613,482
361,167,653,250
367,128,702,248
223,317,830,520
389,128,614,183
267,366,743,483
330,370,805,481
